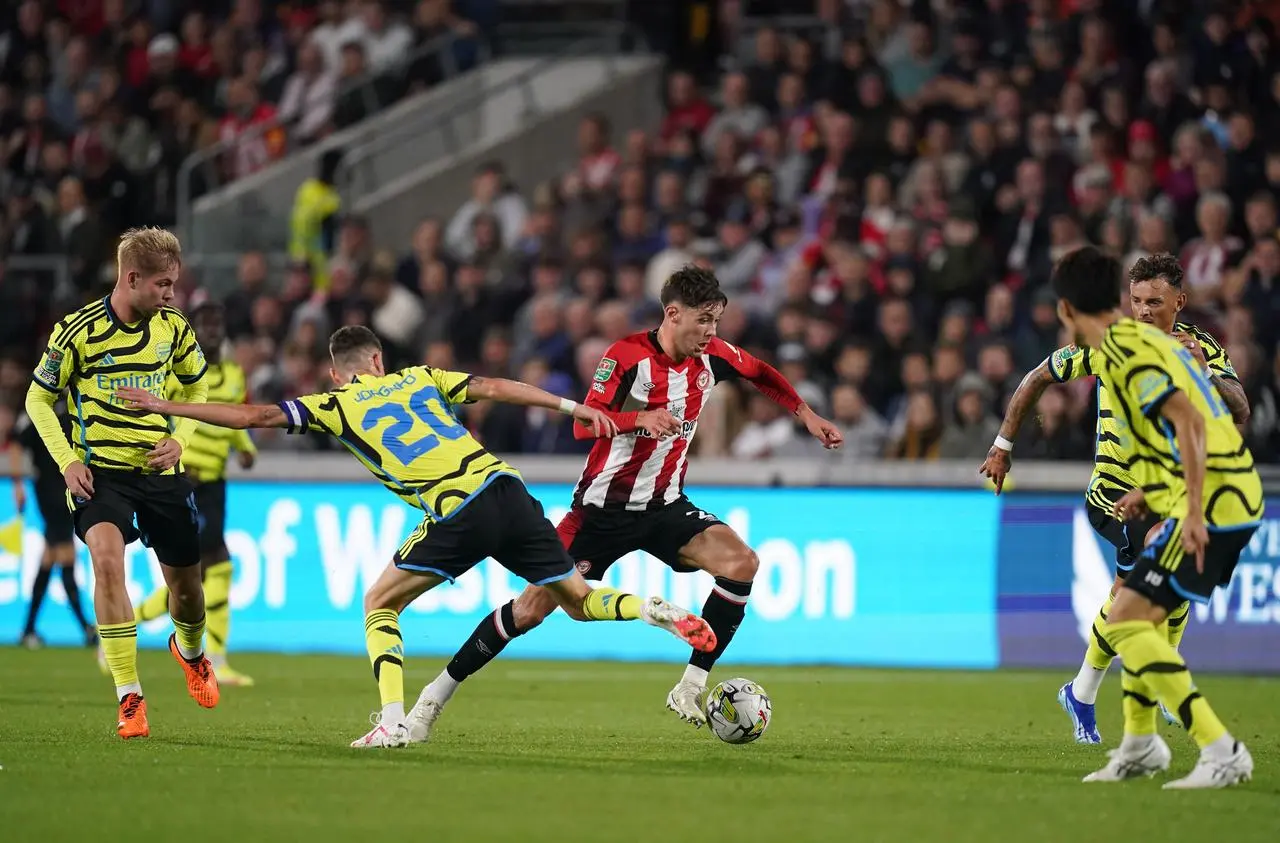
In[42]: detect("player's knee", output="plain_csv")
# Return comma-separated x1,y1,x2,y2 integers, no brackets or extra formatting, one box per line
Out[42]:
724,547,759,583
512,597,551,632
362,587,400,615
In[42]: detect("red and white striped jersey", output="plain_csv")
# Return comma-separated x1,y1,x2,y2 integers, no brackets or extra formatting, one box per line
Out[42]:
573,330,803,511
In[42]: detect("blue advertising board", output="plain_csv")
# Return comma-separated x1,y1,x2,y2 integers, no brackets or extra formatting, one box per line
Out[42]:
997,494,1280,673
0,481,1000,668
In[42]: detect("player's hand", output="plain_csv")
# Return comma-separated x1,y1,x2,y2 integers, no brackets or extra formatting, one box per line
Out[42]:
147,438,183,471
573,405,620,438
238,451,256,470
64,463,94,500
116,386,166,412
798,406,842,449
636,409,681,438
1112,488,1149,521
1174,331,1208,371
12,482,26,513
979,446,1011,495
1183,513,1209,573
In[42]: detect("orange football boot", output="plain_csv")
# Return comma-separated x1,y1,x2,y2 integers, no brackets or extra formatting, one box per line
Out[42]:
117,693,149,739
169,634,220,708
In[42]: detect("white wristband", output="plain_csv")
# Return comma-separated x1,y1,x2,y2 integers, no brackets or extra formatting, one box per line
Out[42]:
558,398,578,415
994,435,1014,452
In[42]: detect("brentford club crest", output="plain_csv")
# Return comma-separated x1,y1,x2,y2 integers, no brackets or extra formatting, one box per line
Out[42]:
576,560,592,574
696,370,712,390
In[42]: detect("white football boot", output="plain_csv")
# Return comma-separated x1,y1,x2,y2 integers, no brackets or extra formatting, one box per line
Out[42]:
1083,735,1172,782
665,680,708,726
1164,742,1253,790
350,714,410,749
405,687,445,744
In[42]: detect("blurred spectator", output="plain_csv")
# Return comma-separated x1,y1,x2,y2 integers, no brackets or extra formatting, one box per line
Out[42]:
939,374,1001,459
278,39,338,147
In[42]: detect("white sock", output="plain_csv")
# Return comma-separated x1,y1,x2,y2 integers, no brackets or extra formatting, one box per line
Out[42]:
116,682,142,700
682,665,709,688
1120,732,1155,752
424,672,459,705
1204,733,1236,760
1071,663,1107,705
381,701,405,725
176,640,201,661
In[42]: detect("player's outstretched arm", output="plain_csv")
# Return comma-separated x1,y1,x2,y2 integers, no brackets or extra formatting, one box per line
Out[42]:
712,341,842,448
979,358,1056,493
116,386,288,429
466,376,620,438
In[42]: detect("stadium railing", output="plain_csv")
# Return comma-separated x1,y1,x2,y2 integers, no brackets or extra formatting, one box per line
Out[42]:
176,30,492,260
335,24,662,250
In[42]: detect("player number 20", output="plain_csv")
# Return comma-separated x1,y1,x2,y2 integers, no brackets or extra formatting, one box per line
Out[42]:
360,385,467,464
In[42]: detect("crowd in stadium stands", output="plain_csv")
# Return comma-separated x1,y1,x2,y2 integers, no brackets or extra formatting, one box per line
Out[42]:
5,1,1280,465
0,0,482,346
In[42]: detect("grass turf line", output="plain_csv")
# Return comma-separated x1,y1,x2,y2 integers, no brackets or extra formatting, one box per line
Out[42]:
0,649,1277,843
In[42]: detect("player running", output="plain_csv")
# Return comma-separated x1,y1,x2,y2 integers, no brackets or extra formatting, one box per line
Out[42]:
25,227,218,740
8,398,95,648
1051,246,1255,789
979,253,1248,744
405,266,842,742
134,302,258,686
118,325,717,749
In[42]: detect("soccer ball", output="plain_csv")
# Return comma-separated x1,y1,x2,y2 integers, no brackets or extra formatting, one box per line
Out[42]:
705,677,771,744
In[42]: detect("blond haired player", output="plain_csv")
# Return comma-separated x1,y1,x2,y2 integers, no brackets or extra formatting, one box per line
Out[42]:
26,227,219,739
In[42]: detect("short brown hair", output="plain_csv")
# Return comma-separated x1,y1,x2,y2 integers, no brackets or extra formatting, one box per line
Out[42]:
1128,252,1184,288
329,325,381,367
117,227,182,277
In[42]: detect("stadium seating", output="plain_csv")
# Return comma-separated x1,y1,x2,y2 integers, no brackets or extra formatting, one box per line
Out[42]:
3,1,1279,461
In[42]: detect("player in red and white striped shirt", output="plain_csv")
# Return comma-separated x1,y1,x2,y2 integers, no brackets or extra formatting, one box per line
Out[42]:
405,267,842,740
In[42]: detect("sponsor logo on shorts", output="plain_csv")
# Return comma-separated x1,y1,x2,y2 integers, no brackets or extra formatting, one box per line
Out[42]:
593,358,616,383
576,560,592,574
696,370,712,390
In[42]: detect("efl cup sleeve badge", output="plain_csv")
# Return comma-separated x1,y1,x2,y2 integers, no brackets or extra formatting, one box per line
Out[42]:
593,358,616,383
696,370,712,390
35,347,63,386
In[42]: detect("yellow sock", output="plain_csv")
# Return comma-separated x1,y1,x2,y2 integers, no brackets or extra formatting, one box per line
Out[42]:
1166,601,1191,650
364,610,404,712
172,616,205,660
99,621,141,699
1084,592,1118,671
1121,662,1159,736
203,561,233,658
581,587,643,621
136,585,171,622
1103,619,1227,748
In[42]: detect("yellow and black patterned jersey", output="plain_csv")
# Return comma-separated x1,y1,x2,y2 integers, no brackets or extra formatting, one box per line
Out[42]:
1095,318,1261,526
1047,320,1237,511
32,297,206,474
166,361,256,483
278,366,517,518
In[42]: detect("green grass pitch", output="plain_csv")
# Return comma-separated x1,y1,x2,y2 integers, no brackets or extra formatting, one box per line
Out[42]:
1,648,1277,843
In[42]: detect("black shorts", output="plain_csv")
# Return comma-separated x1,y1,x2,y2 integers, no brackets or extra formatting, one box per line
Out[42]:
557,496,724,580
1086,490,1163,576
1124,518,1258,612
33,477,74,545
193,480,227,557
393,475,574,586
70,469,200,568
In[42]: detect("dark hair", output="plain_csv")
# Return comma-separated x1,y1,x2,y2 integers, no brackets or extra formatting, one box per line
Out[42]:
1051,246,1122,314
660,265,728,309
329,325,381,365
1128,252,1184,288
